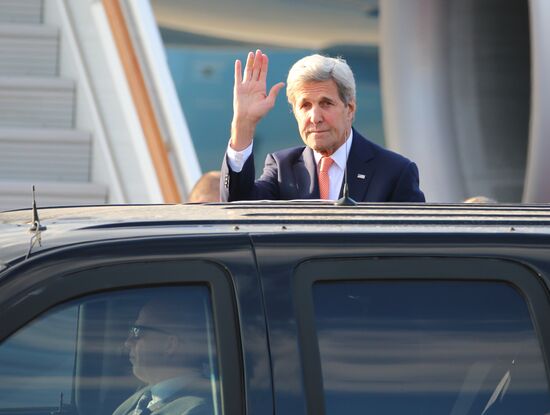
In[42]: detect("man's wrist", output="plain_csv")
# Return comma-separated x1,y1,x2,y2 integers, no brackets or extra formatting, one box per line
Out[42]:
230,118,256,151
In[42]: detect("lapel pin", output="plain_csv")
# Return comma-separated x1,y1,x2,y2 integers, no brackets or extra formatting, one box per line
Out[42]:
357,174,366,180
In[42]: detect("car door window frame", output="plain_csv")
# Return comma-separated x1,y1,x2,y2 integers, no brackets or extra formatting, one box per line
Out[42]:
0,238,245,415
293,257,550,415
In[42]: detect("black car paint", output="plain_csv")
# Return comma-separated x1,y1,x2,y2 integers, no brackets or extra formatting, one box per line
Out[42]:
1,203,550,415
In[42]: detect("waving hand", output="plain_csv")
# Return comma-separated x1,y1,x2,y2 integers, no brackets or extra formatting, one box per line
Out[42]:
230,50,285,151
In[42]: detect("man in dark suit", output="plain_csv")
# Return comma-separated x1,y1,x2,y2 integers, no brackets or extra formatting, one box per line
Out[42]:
113,296,213,415
221,50,425,202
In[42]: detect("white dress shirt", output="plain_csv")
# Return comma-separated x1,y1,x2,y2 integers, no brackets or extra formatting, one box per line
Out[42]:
226,141,253,173
226,130,353,200
148,375,190,410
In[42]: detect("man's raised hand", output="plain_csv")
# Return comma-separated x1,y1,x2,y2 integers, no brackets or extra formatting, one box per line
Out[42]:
230,50,285,151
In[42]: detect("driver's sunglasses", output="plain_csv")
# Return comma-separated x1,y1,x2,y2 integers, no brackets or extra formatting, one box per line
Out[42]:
128,324,171,339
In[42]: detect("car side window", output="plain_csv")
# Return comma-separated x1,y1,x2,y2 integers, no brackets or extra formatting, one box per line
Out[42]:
313,281,550,415
0,305,78,409
0,286,221,415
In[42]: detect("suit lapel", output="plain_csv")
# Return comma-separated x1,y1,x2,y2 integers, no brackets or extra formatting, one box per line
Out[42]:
121,387,149,415
341,131,376,202
294,147,319,199
292,132,376,201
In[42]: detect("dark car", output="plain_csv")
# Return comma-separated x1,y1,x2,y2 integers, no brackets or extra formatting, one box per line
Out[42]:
1,202,550,415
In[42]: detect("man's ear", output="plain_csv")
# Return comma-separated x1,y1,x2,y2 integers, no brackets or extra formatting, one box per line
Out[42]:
347,99,356,121
164,335,180,356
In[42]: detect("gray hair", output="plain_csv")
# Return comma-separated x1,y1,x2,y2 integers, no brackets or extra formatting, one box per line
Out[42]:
286,54,356,106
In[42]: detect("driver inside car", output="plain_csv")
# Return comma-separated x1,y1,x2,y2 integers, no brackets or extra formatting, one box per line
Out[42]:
113,295,213,415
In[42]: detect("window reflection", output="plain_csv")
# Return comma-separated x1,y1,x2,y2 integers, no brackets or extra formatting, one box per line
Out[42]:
0,307,77,408
313,281,550,415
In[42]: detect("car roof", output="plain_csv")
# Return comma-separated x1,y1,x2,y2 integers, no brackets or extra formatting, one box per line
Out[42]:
2,202,550,267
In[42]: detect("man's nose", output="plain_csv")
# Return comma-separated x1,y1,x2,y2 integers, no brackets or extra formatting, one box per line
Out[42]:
124,335,135,349
309,106,323,124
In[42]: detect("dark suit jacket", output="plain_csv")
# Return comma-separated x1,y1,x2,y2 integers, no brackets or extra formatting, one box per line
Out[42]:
221,130,425,202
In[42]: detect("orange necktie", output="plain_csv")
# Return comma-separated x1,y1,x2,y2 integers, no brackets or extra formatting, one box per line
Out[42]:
318,157,334,199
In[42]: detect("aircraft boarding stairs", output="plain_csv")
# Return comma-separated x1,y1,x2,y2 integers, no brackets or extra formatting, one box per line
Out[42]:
0,0,107,211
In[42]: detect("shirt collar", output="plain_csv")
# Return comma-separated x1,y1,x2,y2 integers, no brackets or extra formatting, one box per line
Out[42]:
313,129,353,171
149,376,189,406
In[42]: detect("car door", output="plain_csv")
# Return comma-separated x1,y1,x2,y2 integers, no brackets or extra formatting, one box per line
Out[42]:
253,232,550,415
0,234,271,415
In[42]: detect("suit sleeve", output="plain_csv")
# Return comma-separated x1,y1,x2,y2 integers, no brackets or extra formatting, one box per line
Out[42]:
389,162,426,202
220,152,280,201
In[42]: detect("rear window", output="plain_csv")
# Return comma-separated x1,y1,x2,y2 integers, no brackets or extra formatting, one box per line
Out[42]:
313,281,550,414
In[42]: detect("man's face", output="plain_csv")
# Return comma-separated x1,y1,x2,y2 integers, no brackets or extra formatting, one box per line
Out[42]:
125,305,174,385
292,80,356,156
